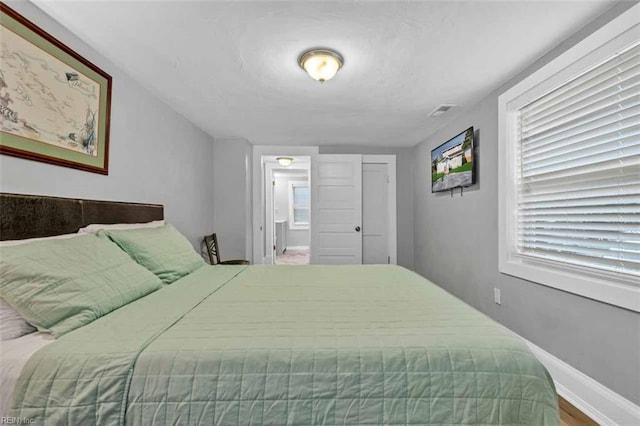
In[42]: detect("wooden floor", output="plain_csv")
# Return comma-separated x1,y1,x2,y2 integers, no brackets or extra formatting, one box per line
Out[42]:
559,396,598,426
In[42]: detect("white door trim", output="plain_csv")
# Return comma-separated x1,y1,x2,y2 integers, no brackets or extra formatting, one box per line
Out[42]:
252,146,318,264
362,155,397,265
264,162,277,265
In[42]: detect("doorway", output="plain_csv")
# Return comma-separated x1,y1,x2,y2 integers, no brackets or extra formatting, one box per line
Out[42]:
264,156,311,265
253,151,396,265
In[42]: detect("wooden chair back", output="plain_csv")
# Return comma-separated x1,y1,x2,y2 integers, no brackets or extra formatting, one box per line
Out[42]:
204,233,250,265
204,233,221,265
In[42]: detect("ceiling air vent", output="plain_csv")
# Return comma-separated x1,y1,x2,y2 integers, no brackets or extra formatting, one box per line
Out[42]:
429,104,456,117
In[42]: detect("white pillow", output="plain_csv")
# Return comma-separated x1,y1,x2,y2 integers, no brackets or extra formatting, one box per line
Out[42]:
0,233,80,247
78,220,165,235
0,299,36,340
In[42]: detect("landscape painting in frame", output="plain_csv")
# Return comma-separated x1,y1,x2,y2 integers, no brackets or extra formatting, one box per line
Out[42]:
0,4,111,174
431,126,475,192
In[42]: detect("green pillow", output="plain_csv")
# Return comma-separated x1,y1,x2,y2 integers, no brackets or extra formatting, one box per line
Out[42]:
0,235,163,337
99,225,204,284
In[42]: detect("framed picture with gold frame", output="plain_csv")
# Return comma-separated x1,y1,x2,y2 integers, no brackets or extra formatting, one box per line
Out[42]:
0,3,112,174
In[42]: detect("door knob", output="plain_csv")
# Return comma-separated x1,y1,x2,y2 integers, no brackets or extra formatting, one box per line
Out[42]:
355,226,361,232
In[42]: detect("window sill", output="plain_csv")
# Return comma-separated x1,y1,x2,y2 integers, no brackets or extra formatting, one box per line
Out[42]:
499,255,640,312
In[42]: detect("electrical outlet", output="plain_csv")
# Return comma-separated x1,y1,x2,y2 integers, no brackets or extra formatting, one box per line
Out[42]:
494,288,501,305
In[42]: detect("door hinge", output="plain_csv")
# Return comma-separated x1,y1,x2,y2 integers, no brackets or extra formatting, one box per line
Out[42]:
388,256,390,264
272,180,275,186
273,245,276,250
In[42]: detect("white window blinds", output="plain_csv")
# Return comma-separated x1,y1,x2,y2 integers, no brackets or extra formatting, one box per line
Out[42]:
516,42,640,279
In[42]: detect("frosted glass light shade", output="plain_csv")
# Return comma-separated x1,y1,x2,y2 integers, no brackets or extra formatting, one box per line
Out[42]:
276,157,293,167
298,49,344,83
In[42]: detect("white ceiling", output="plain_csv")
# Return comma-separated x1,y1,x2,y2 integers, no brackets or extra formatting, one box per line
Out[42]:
33,0,617,147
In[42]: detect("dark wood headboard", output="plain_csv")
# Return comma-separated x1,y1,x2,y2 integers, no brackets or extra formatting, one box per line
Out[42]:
0,193,164,241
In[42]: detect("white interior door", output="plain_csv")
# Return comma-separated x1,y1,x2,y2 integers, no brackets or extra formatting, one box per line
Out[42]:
264,165,275,264
362,163,389,264
311,155,362,264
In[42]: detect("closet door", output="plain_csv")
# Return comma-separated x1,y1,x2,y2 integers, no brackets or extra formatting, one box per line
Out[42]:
362,162,389,264
310,155,362,264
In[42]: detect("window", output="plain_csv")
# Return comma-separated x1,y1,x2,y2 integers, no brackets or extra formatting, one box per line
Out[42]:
289,181,309,230
498,4,640,312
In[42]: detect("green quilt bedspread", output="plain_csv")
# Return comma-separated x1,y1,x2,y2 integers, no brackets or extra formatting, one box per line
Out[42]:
10,265,559,425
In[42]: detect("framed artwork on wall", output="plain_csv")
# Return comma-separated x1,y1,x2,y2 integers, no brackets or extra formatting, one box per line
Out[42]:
0,3,112,175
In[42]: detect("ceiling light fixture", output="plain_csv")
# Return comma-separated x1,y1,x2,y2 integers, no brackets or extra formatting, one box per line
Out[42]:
298,48,344,83
276,157,294,167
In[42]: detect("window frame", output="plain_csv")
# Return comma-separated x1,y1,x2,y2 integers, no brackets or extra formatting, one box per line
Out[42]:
498,4,640,312
288,180,310,230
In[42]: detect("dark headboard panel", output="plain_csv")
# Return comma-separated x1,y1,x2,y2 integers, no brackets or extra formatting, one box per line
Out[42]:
0,193,164,241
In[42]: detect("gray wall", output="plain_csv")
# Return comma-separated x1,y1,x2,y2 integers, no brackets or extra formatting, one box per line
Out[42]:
319,146,414,270
412,3,639,404
212,138,252,261
0,1,215,249
274,173,310,248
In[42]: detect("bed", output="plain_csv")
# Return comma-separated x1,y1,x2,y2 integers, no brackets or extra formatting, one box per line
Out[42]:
0,193,559,425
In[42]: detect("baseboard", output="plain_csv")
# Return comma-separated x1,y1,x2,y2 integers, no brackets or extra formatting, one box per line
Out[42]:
523,339,640,425
285,246,309,250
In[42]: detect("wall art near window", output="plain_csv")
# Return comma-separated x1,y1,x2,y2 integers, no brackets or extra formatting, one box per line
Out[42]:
0,4,112,174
